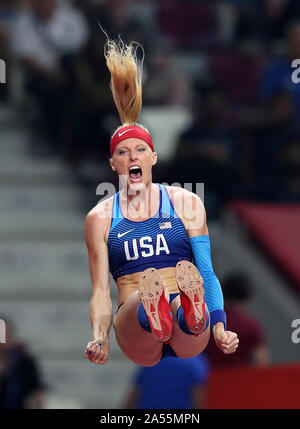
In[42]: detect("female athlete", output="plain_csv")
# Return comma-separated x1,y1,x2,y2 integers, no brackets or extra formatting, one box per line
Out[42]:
84,39,239,366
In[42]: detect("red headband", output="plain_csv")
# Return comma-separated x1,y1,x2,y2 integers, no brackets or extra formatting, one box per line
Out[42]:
110,125,154,157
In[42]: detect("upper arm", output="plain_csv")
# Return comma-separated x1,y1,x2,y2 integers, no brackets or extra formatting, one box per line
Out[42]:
171,187,208,237
85,206,111,296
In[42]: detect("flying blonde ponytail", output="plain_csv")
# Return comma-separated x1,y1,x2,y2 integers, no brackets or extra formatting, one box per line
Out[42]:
104,38,144,126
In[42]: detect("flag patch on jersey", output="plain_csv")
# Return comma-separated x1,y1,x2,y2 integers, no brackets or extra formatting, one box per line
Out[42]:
159,222,172,229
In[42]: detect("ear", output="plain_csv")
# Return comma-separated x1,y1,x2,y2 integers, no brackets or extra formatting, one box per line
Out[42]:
152,151,158,167
110,158,116,171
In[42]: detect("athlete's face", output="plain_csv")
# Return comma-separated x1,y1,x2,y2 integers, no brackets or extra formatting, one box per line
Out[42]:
110,138,157,190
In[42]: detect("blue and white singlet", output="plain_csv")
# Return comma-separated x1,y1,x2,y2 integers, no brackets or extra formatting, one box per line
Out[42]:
107,184,193,280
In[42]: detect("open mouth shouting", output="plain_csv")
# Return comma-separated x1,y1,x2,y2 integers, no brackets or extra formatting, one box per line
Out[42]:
129,164,143,182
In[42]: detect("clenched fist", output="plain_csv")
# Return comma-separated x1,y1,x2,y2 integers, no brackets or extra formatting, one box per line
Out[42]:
85,337,109,365
213,322,239,354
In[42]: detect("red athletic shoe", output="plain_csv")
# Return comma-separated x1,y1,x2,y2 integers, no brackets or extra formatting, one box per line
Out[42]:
176,260,207,334
138,268,172,342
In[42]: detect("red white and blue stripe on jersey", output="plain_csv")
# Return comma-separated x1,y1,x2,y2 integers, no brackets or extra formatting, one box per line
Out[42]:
107,184,193,280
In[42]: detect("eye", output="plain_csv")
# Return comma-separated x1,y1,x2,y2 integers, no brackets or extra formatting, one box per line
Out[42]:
119,149,127,155
138,147,146,152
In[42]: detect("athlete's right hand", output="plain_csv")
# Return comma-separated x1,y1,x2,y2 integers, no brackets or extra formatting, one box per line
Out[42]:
85,337,109,365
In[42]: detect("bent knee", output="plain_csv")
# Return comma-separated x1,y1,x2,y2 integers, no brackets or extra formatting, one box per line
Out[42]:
115,335,163,366
173,350,199,359
136,356,161,367
126,351,162,367
171,339,209,359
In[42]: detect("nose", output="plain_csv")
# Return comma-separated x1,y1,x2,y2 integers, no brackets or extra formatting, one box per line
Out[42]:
130,150,138,161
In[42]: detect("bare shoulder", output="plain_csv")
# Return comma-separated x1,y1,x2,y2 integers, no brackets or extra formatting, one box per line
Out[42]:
85,196,114,244
86,195,114,220
164,185,207,233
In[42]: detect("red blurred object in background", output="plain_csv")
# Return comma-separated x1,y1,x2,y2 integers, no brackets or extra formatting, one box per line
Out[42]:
205,362,300,409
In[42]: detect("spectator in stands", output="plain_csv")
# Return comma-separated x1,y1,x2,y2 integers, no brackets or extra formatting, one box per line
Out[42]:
278,133,300,201
171,83,237,218
122,354,210,409
251,89,294,199
275,0,300,38
157,0,218,50
11,0,89,152
126,0,160,51
143,47,191,106
0,0,20,103
0,316,45,409
232,0,287,45
71,29,114,164
204,272,270,369
261,19,300,124
76,0,155,52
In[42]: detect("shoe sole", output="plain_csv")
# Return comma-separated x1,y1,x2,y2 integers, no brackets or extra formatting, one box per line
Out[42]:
138,267,172,342
175,260,206,334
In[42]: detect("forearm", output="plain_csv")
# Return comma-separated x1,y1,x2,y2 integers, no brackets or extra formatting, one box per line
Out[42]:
189,235,226,329
90,291,113,339
212,322,225,338
22,58,64,84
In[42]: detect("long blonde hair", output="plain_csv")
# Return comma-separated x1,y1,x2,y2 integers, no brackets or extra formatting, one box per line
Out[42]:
104,38,148,135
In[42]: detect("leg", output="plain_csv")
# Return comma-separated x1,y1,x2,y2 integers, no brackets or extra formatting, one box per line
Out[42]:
113,291,165,366
168,261,210,358
138,268,172,342
168,297,210,358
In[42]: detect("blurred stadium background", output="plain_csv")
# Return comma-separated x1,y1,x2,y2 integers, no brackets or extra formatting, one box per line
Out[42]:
0,0,299,409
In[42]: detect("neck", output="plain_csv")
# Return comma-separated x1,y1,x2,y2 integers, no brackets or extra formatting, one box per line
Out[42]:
120,178,154,202
120,182,159,220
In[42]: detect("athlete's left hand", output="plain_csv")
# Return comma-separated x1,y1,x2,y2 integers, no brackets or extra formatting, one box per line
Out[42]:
213,323,239,354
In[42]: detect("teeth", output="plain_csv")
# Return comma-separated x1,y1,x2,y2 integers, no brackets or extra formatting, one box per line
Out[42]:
130,166,140,172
